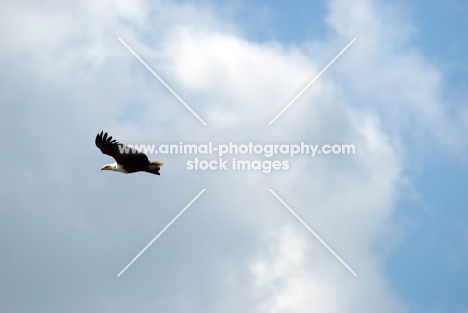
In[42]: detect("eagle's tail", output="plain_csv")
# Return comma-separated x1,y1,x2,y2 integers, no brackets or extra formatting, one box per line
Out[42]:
149,161,163,167
145,161,163,175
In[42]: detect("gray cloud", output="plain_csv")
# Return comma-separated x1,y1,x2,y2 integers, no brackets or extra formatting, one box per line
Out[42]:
2,0,461,312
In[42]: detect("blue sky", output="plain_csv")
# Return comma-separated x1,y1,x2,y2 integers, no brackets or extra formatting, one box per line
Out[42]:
1,0,467,312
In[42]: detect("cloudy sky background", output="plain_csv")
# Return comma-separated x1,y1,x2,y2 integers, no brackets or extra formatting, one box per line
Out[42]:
1,0,467,312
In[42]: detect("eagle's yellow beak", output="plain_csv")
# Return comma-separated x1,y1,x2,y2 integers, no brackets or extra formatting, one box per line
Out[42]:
101,166,106,171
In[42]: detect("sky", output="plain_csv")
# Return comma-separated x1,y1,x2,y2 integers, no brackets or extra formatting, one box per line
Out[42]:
1,0,467,312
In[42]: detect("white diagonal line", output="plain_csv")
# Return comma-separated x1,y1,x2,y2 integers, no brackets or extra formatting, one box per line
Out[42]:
269,189,357,276
117,189,206,277
268,38,356,125
118,37,207,126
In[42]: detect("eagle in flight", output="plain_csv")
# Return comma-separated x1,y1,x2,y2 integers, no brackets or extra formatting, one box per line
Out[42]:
95,131,163,175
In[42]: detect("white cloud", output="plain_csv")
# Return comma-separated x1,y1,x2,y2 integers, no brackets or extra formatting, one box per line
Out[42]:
326,0,465,154
2,0,462,312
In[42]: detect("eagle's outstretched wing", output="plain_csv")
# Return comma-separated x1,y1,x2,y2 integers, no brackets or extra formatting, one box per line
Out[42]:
95,131,149,166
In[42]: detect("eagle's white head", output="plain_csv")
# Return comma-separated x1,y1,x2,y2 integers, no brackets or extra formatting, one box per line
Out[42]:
101,162,128,173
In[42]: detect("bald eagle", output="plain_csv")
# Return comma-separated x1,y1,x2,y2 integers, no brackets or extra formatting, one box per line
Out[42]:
95,131,163,175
